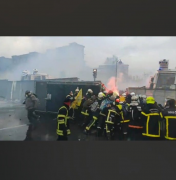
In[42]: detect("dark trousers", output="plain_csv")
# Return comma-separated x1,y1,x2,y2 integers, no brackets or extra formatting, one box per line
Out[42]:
57,136,68,141
27,109,39,124
128,128,143,141
24,109,40,141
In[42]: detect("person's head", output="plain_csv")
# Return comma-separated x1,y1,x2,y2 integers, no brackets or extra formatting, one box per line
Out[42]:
130,92,135,97
64,96,72,107
107,90,113,97
87,89,93,95
98,92,105,100
146,96,155,105
115,98,120,105
131,95,138,103
25,90,31,97
122,93,126,98
167,99,176,108
75,87,79,94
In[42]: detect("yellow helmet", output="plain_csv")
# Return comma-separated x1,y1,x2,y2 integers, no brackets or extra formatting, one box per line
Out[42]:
146,96,155,104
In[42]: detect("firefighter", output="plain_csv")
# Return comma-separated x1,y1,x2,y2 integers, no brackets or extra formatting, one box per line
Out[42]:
80,95,96,127
141,96,163,140
84,92,106,134
23,90,40,141
71,87,81,124
128,96,143,141
73,87,79,98
119,96,131,140
97,93,115,137
56,96,72,141
105,97,123,140
162,99,176,140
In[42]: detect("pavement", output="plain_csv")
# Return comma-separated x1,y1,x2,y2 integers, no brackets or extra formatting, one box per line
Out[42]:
0,101,108,141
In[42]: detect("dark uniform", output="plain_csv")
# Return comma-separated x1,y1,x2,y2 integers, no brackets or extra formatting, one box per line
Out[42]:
162,99,176,140
85,95,105,134
97,93,114,137
119,102,130,140
105,102,123,140
141,97,163,140
128,98,143,141
57,97,72,141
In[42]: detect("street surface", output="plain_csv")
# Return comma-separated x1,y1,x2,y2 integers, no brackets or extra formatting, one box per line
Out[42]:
0,101,107,141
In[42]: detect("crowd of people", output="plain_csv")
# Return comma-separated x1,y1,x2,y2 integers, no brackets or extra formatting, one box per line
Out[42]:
56,88,176,141
23,88,176,141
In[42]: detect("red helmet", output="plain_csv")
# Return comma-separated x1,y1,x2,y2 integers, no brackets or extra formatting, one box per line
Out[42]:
115,99,120,103
108,90,113,95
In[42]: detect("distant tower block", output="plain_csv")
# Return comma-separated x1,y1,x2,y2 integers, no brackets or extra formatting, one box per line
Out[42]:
159,59,169,71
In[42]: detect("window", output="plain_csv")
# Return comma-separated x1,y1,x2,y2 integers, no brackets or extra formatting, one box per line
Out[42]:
156,73,175,88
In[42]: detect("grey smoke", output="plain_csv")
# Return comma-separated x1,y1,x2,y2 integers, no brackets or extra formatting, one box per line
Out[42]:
0,36,176,83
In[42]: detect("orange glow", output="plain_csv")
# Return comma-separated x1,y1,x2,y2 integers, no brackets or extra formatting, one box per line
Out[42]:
107,77,119,96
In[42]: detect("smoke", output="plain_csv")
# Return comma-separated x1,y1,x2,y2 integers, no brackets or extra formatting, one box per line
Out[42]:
106,77,119,96
0,48,93,81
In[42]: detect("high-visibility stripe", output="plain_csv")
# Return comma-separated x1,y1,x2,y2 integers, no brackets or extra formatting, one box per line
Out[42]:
93,116,98,120
57,106,69,134
128,125,143,129
67,129,71,135
86,119,96,130
120,120,130,123
100,112,106,116
57,115,66,118
105,120,114,124
164,116,176,140
142,133,160,138
106,124,110,133
141,111,161,137
58,121,65,124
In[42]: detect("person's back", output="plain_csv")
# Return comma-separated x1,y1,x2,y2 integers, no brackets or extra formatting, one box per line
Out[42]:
162,99,176,140
141,97,162,140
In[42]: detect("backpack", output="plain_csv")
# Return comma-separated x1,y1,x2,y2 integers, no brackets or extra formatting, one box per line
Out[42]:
31,93,40,107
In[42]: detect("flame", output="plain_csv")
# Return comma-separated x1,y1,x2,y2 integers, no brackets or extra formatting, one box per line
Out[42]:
107,77,119,96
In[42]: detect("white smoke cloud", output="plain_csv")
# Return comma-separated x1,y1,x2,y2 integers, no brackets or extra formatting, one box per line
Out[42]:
0,36,176,81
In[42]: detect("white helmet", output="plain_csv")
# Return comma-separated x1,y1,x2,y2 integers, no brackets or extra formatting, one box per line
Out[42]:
131,95,138,102
98,92,105,99
87,89,93,94
122,93,126,97
75,87,79,92
130,92,135,96
109,95,116,102
142,95,146,99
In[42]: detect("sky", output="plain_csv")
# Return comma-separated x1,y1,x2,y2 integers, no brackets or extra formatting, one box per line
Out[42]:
0,36,176,76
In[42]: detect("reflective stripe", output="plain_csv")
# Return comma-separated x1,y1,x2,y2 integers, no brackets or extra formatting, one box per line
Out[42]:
120,120,130,123
56,130,63,136
93,116,98,120
81,110,89,116
164,116,176,140
58,115,66,118
67,129,71,135
100,112,106,116
57,106,69,134
142,133,160,138
105,120,114,124
128,125,143,129
106,124,110,133
86,119,96,130
58,120,65,124
116,105,122,110
141,111,161,137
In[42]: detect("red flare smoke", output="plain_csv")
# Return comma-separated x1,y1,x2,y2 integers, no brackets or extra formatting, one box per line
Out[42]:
107,77,119,96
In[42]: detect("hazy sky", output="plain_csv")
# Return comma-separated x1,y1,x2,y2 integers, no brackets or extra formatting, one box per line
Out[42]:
0,36,175,75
